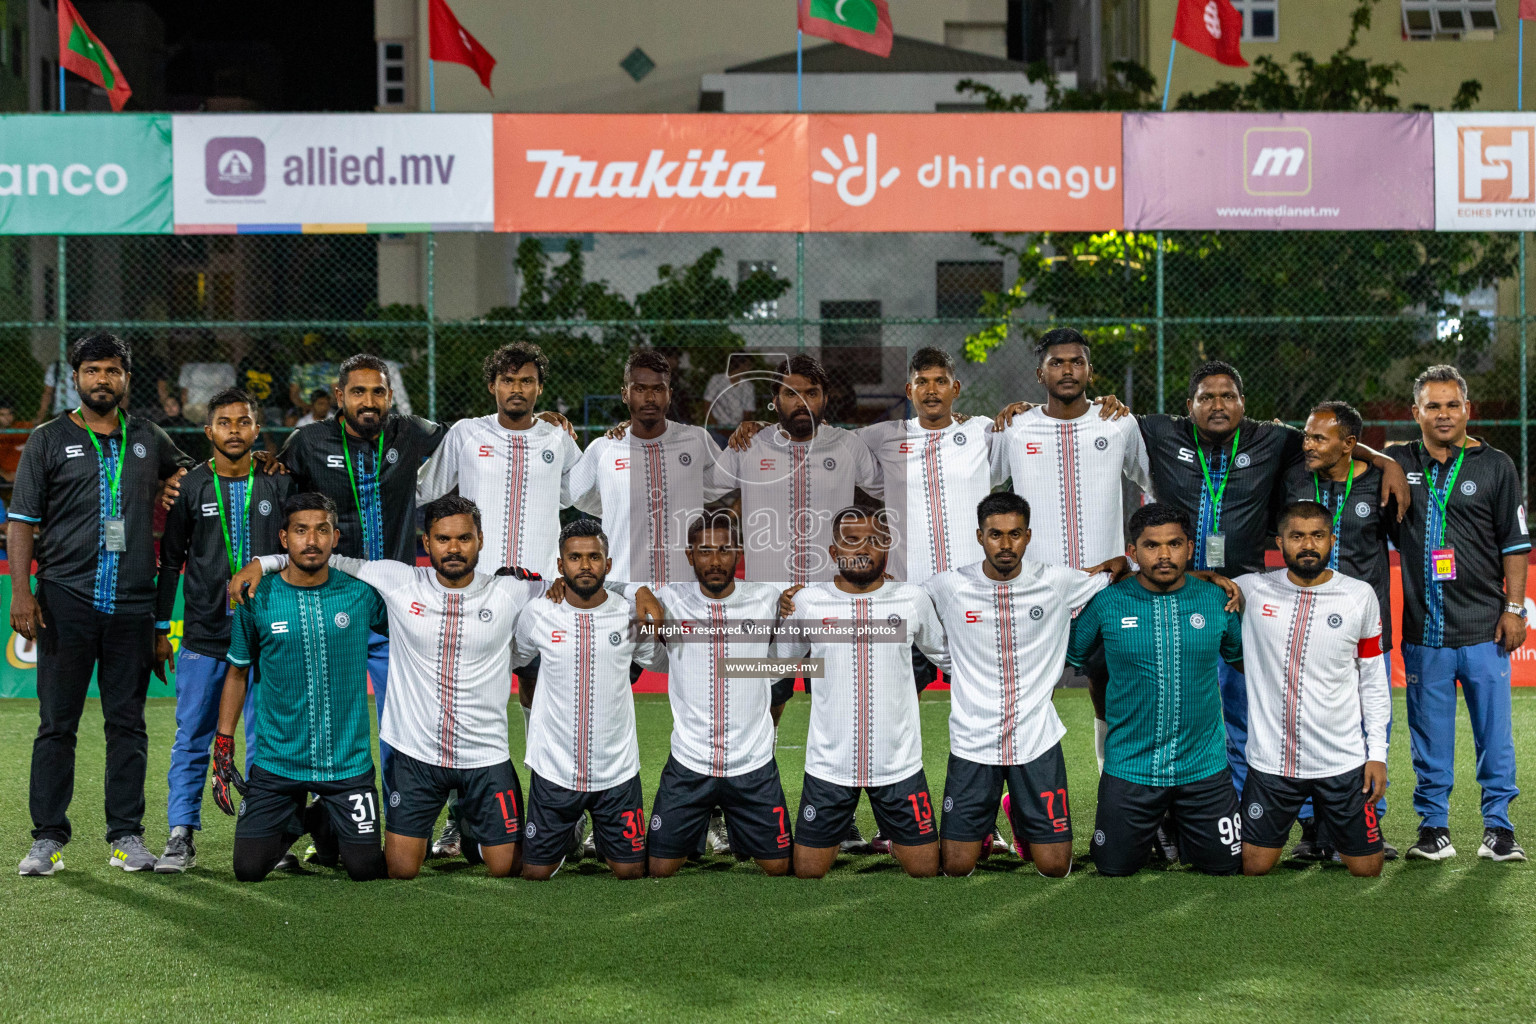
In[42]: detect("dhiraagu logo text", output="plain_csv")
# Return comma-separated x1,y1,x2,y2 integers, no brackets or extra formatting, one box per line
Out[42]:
0,114,172,234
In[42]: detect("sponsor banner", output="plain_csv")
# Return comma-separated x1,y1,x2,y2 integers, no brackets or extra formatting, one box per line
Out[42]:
494,113,808,232
172,113,494,233
0,113,171,234
1124,112,1434,230
1434,112,1536,231
809,113,1122,231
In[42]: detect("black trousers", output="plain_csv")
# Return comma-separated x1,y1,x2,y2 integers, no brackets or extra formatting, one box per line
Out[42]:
30,581,155,844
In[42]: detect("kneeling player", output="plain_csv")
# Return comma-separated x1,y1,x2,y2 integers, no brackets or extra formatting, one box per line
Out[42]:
1067,504,1246,877
514,520,666,880
778,504,949,879
1235,501,1388,877
213,493,389,882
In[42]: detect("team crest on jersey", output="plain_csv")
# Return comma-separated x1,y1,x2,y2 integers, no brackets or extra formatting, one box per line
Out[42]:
542,449,555,463
953,433,968,446
1189,613,1206,629
1355,501,1370,519
385,448,400,464
1029,606,1044,620
334,612,350,628
479,608,493,622
679,452,692,465
1247,802,1264,819
823,457,836,470
650,814,662,831
1327,613,1343,628
887,613,901,626
132,442,147,458
1234,453,1251,469
1093,829,1106,846
803,805,816,821
258,499,272,516
1461,480,1478,496
943,795,954,812
1094,436,1109,451
609,631,622,646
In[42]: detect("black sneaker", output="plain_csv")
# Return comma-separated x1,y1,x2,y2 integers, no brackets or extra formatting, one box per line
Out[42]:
1477,827,1527,862
840,822,874,855
1149,818,1179,864
1406,826,1456,861
1289,818,1324,861
155,826,196,874
1382,840,1399,862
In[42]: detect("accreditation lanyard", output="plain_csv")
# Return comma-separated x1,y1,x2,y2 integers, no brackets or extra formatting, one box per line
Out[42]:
1312,469,1354,570
78,409,128,551
1424,441,1468,582
1193,424,1240,568
211,459,255,610
340,428,385,516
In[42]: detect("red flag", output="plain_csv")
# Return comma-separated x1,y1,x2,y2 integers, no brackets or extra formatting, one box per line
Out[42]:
429,0,497,92
1173,0,1248,68
1522,0,1536,20
57,0,131,111
798,0,894,58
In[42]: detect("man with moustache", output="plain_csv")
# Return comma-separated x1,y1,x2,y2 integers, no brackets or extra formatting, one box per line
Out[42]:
13,333,195,877
1233,501,1390,878
152,388,292,873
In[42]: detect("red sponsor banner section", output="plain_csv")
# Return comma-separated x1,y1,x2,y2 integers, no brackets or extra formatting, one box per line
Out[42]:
494,113,808,232
808,113,1122,231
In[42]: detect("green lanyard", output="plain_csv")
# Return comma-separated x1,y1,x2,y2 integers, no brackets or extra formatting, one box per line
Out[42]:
1424,440,1468,548
1312,468,1354,535
76,408,127,517
340,428,385,514
210,458,255,576
1193,424,1240,532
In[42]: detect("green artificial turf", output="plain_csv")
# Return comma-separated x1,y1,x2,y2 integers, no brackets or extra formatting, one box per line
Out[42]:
1,689,1532,1023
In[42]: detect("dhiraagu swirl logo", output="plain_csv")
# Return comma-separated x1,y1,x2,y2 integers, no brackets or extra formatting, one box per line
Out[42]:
0,113,172,234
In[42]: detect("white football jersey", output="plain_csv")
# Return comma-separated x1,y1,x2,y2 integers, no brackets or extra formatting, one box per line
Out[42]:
990,407,1152,568
777,581,948,787
650,580,785,778
714,424,882,585
1235,569,1390,779
856,417,1002,584
416,415,581,578
512,592,664,792
567,422,733,586
924,560,1107,766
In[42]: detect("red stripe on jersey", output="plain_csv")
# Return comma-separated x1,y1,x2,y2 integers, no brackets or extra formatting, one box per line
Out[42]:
1281,591,1316,776
921,432,951,575
436,594,464,766
1056,423,1083,568
1358,634,1382,659
853,597,873,788
503,435,528,569
643,441,668,584
789,444,811,587
994,584,1019,763
574,614,594,790
709,603,728,776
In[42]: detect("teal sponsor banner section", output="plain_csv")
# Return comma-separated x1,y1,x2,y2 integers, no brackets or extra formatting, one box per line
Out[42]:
0,113,173,234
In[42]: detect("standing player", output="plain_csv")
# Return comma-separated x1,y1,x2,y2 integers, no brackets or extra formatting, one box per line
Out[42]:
1389,365,1529,862
777,504,950,879
513,520,666,881
1234,501,1389,877
925,493,1114,877
1067,503,1246,877
152,388,291,873
13,333,193,878
211,493,389,882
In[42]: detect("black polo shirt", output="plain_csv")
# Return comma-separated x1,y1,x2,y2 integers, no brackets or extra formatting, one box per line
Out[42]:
1389,439,1531,649
1139,415,1303,576
10,413,192,615
277,414,445,564
1284,462,1395,651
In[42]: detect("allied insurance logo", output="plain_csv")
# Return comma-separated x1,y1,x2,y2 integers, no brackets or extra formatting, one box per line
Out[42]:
1243,126,1311,197
205,137,266,196
1458,126,1534,204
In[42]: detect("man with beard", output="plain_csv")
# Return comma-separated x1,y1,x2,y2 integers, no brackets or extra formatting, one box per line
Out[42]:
1233,501,1389,878
210,493,389,883
1067,503,1246,877
151,388,292,873
512,519,667,881
776,503,950,879
13,333,194,877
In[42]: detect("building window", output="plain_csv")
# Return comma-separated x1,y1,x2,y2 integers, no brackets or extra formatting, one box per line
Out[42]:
944,22,1008,58
1232,1,1279,42
936,261,1004,320
377,40,406,108
1402,1,1499,39
738,260,779,319
820,300,882,386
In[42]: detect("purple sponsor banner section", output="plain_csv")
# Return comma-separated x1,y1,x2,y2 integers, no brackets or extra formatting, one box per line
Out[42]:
1124,112,1434,230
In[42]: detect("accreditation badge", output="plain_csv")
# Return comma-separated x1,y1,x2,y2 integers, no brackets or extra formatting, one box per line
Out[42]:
1431,547,1457,582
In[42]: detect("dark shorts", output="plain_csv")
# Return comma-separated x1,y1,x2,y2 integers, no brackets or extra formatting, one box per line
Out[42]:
523,772,647,866
1241,766,1384,858
940,744,1073,845
648,755,792,860
796,768,938,848
386,751,523,846
236,764,381,843
1092,769,1243,877
770,676,797,706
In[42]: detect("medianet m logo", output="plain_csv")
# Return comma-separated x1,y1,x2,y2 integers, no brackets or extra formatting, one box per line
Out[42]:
205,137,266,197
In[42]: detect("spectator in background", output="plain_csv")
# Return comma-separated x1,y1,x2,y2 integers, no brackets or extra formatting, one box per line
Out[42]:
288,334,337,416
295,389,331,427
37,360,80,422
0,399,34,485
177,341,236,423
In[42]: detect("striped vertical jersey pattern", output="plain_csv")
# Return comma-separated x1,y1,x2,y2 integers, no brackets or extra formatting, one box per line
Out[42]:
649,581,787,778
416,416,582,579
991,408,1152,569
856,417,1002,584
777,582,949,788
1067,576,1243,787
924,560,1108,766
226,572,386,783
1234,570,1390,779
513,593,665,792
714,425,883,586
1282,463,1395,651
567,422,734,585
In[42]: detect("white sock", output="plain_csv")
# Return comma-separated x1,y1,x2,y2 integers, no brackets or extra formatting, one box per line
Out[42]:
1094,718,1108,773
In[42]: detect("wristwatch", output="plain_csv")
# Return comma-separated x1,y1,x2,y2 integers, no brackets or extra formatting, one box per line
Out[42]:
1504,602,1527,620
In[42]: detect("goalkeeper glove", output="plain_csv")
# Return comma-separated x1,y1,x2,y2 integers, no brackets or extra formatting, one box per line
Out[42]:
495,565,543,580
211,733,247,816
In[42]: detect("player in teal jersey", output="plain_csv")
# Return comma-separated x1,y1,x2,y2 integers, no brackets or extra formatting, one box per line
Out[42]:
210,492,389,882
1067,502,1246,876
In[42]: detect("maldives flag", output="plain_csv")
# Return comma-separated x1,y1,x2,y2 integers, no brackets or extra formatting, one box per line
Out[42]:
429,0,497,92
798,0,894,58
57,0,131,111
1173,0,1247,68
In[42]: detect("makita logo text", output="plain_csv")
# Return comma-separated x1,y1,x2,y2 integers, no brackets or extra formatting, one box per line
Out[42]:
525,149,777,199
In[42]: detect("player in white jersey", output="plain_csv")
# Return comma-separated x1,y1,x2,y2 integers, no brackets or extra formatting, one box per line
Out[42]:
642,510,793,877
513,519,667,881
924,492,1114,877
569,349,733,586
1234,500,1389,877
776,504,949,879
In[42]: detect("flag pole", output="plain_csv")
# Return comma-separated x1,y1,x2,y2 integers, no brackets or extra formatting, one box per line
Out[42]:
796,29,803,112
795,20,804,353
429,59,437,112
1160,39,1176,111
1521,20,1526,111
